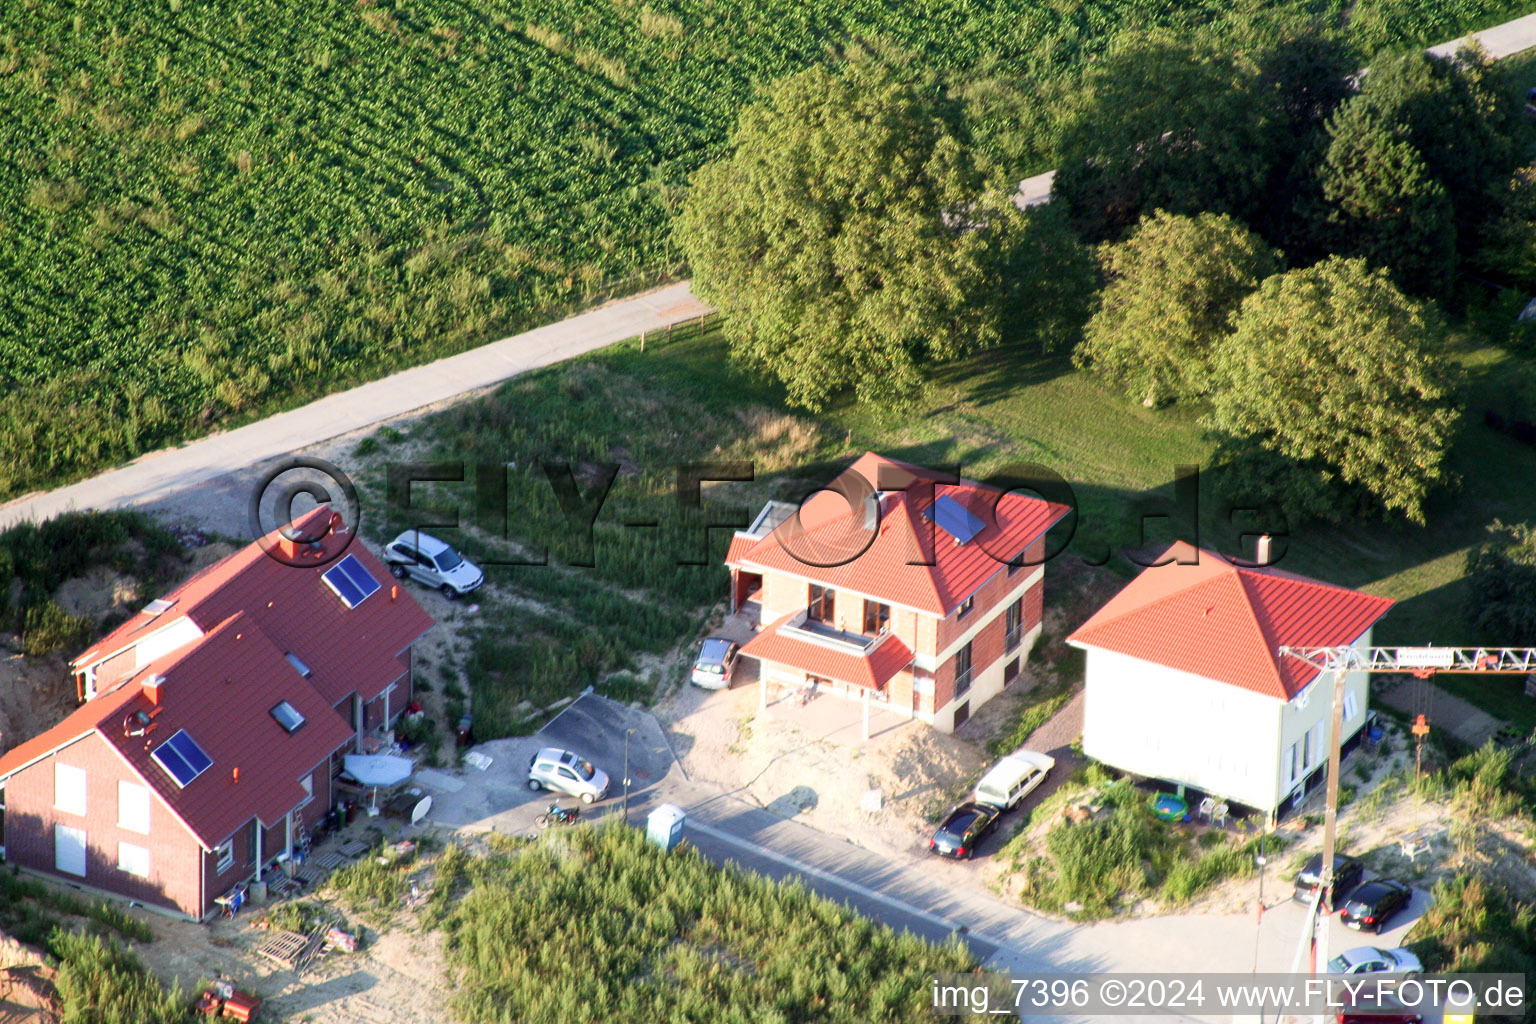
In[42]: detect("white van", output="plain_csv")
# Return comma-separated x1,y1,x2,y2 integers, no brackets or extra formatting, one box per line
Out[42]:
974,750,1055,810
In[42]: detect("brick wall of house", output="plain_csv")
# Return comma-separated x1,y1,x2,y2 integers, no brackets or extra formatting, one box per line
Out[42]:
936,549,1040,653
760,571,808,623
204,817,256,915
3,733,205,918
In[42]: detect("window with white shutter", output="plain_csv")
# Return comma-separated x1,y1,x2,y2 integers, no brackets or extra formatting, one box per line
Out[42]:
54,763,86,816
117,842,150,878
118,781,151,834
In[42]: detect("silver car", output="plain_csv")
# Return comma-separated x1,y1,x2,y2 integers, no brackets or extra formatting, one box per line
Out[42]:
382,530,485,599
690,637,740,689
1326,945,1423,977
527,747,610,803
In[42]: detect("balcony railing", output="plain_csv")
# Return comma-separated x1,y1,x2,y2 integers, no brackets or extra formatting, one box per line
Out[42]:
1005,626,1023,653
954,666,973,696
783,609,889,653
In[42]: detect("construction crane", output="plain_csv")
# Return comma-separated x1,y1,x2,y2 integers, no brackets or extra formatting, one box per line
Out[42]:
1275,645,1536,1024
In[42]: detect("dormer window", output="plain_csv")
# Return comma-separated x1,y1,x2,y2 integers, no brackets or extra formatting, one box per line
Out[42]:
956,595,974,620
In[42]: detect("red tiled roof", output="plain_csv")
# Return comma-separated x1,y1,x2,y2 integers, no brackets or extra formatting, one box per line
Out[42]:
76,507,434,707
724,534,756,568
739,612,915,690
0,614,355,848
732,453,1070,615
1066,542,1395,700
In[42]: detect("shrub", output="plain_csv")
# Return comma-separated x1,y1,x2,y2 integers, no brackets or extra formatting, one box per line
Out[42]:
49,929,188,1024
441,823,974,1022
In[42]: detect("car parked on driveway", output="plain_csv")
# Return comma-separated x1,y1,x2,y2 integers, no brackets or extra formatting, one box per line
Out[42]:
382,530,484,599
691,637,740,689
1326,945,1423,976
527,747,610,803
1340,878,1413,933
974,750,1055,810
1293,853,1365,908
928,802,1001,860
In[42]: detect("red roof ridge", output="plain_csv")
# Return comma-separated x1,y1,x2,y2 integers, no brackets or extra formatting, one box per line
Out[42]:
1067,541,1394,700
731,454,1068,616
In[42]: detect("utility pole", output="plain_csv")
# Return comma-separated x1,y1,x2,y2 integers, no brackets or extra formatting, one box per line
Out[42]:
1276,645,1536,1024
1312,666,1348,1024
622,727,637,824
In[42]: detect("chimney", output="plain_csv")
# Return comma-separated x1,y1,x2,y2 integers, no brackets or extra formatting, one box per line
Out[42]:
1256,534,1273,566
142,675,164,705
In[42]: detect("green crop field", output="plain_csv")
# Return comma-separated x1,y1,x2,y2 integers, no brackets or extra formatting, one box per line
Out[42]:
0,0,1525,498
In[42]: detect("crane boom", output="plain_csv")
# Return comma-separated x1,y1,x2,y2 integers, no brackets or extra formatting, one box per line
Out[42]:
1275,643,1536,1024
1278,645,1536,674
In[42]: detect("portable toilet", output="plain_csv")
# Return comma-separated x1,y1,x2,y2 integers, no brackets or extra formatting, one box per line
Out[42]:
646,803,686,851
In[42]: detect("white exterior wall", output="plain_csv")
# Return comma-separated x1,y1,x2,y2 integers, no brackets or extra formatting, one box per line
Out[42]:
1081,647,1284,812
1271,627,1374,811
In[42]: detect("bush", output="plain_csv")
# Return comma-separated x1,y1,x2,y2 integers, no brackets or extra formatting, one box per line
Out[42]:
441,823,974,1022
1022,781,1173,918
49,929,188,1024
328,843,416,917
21,601,93,656
1408,873,1536,977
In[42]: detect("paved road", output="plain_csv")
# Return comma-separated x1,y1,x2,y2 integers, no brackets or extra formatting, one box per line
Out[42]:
413,693,1430,1024
0,283,708,530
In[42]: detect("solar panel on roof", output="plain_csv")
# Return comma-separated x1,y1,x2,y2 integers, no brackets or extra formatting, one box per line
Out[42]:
321,554,381,609
925,495,987,545
151,729,213,788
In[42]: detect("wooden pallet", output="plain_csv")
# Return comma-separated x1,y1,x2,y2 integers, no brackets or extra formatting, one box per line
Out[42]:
255,930,310,970
339,839,369,857
268,876,303,899
295,863,325,887
314,850,346,870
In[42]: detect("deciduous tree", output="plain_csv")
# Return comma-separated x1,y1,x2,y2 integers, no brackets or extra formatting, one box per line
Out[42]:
1075,210,1280,406
1209,257,1459,523
1050,34,1272,242
1319,99,1456,296
1466,521,1536,641
674,53,1018,410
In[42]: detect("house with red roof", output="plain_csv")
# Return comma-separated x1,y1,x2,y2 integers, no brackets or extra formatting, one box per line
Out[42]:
726,453,1071,733
0,508,433,920
1066,540,1394,819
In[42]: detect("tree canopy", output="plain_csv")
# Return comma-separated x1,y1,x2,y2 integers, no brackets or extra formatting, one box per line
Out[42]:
673,53,1019,410
1348,47,1522,253
1075,210,1280,406
1466,521,1536,641
1208,256,1459,523
1049,35,1272,242
1319,98,1457,296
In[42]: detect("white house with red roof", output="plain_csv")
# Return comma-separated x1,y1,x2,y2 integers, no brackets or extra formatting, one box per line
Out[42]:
726,453,1071,733
0,508,433,920
1066,541,1394,818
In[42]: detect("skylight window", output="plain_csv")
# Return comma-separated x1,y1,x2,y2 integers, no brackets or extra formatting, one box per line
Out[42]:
924,495,987,546
270,701,306,733
321,554,381,609
284,652,313,678
151,730,213,788
141,598,176,616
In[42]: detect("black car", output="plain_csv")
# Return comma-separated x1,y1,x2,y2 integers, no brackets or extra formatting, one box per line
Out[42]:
929,802,1001,859
1293,853,1365,909
1339,878,1413,933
